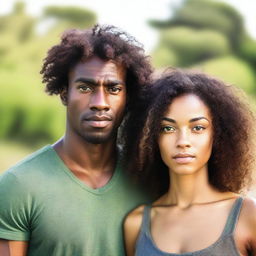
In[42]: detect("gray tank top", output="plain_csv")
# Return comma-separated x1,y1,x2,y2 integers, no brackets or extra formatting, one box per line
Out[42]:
135,197,243,256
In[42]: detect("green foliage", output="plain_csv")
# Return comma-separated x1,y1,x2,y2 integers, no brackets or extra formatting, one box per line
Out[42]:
0,6,35,44
0,69,66,145
239,36,256,68
149,0,245,51
152,46,177,68
194,56,256,93
13,1,25,14
44,6,97,27
149,0,256,93
153,27,230,67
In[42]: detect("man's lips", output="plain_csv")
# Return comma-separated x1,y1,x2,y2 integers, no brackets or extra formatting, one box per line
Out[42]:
84,115,112,121
82,115,112,128
172,153,195,164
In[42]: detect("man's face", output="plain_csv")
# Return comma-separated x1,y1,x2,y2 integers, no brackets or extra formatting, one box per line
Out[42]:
63,56,126,144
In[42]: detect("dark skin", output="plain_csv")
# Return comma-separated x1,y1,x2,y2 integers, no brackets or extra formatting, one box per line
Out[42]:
55,56,126,188
0,56,127,255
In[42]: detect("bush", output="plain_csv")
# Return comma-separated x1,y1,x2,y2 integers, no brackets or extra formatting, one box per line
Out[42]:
149,0,245,51
44,6,97,26
194,56,256,94
0,69,65,146
158,27,230,66
239,36,256,67
152,46,177,68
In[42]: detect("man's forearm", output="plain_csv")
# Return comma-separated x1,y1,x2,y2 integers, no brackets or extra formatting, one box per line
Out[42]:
0,240,28,256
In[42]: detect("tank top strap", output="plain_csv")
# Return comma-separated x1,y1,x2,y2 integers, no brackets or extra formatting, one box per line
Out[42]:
141,205,152,237
222,197,244,236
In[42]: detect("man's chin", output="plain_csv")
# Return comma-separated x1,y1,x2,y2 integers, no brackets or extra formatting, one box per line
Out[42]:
81,132,115,145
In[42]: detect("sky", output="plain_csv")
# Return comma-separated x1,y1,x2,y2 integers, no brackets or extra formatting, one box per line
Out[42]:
1,0,256,53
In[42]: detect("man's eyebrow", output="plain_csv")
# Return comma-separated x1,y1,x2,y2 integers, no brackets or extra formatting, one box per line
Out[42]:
74,78,97,85
162,117,210,123
104,80,125,86
74,78,125,86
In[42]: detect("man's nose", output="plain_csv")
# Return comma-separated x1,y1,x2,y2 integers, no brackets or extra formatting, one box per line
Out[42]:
89,87,110,111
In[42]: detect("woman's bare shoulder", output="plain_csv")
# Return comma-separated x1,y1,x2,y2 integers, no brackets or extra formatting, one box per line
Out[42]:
124,205,148,256
241,196,256,224
239,196,256,253
125,205,146,227
238,197,256,241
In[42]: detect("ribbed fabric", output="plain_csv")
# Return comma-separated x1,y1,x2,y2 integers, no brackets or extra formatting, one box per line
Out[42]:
135,197,243,256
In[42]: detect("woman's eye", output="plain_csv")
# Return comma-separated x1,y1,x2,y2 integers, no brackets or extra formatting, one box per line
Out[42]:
108,86,122,94
78,85,92,93
161,126,175,133
192,125,205,132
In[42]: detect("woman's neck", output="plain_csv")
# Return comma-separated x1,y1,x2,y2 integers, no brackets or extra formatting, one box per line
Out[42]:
164,167,227,209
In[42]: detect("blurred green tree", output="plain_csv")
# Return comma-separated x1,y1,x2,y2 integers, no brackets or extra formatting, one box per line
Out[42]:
150,0,256,93
153,26,230,67
150,0,245,51
44,6,96,26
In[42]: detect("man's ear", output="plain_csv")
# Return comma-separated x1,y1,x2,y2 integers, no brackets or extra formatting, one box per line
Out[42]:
60,88,68,106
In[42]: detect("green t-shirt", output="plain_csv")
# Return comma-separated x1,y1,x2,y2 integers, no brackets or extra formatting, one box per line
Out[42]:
0,145,149,256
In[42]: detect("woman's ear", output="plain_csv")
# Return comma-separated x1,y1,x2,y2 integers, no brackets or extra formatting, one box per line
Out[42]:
60,88,68,106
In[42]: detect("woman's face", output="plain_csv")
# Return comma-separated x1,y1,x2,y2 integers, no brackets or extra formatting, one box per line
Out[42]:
158,93,213,176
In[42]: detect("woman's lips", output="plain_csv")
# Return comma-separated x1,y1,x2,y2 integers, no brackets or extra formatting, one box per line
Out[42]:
173,156,195,164
173,154,195,164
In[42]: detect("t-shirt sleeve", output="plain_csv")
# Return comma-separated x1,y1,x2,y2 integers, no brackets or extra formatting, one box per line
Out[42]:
0,172,30,241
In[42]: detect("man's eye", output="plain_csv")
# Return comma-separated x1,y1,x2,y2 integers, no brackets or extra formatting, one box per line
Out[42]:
78,85,92,93
192,125,205,132
161,126,175,133
108,86,122,94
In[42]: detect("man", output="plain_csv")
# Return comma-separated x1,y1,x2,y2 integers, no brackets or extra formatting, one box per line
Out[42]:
0,25,152,256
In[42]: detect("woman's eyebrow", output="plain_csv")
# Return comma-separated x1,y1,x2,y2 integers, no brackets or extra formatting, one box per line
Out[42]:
162,117,176,123
189,117,210,123
162,117,210,123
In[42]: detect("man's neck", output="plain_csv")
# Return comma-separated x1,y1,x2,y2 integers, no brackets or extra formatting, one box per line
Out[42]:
52,133,118,188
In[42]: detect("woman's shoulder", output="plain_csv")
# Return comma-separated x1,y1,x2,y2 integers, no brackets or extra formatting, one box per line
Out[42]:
124,204,148,256
241,196,256,226
238,196,256,243
242,195,256,206
124,204,147,228
236,196,256,253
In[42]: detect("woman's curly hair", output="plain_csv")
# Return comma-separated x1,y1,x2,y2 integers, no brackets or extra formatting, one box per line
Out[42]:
124,69,256,198
40,24,153,112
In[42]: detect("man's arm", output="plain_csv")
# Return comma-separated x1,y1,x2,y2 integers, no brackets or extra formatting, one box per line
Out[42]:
0,240,28,256
0,173,30,253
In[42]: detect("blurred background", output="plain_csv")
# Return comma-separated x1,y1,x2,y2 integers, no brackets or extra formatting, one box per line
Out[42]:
0,0,256,193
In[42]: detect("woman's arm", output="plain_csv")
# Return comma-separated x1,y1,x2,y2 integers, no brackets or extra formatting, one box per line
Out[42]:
247,197,256,255
237,197,256,255
124,205,144,256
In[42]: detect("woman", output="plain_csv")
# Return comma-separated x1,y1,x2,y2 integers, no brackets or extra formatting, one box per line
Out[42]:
123,69,256,256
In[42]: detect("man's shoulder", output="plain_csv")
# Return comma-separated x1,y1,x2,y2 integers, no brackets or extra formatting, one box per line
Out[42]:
2,145,55,178
0,145,59,195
